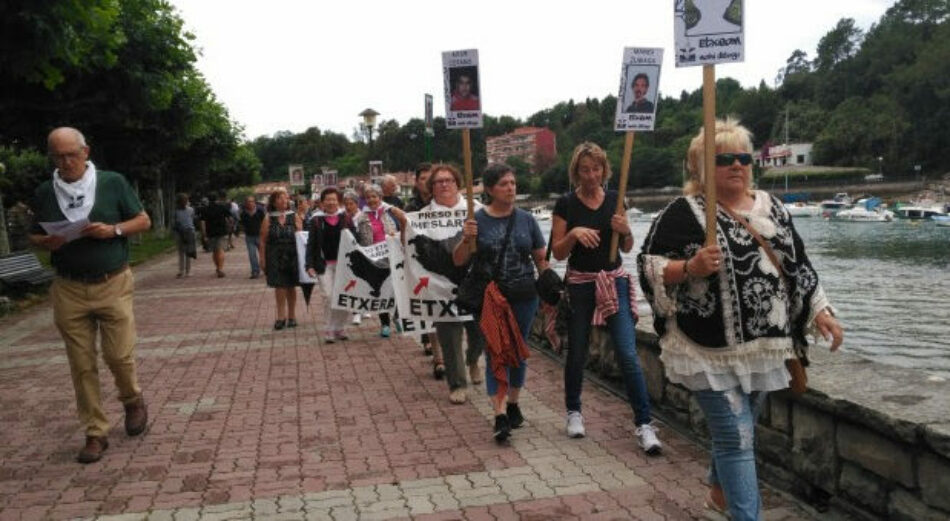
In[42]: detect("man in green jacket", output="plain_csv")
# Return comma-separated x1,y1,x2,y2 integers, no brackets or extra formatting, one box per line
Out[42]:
29,127,152,463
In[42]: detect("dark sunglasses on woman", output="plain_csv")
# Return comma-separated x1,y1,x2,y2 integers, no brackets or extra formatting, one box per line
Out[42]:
715,153,753,167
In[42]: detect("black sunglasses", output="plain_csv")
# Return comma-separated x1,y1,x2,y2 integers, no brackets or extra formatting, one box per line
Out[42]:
715,153,753,166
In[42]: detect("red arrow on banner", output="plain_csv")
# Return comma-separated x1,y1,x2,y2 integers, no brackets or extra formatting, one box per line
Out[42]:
413,277,429,295
344,279,357,292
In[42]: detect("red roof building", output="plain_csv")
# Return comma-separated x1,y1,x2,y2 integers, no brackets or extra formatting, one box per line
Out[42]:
486,127,557,174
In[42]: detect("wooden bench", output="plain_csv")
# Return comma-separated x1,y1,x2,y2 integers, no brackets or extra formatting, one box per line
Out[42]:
0,251,55,293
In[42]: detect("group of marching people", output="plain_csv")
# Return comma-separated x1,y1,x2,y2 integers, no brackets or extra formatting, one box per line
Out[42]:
222,119,845,521
276,151,664,454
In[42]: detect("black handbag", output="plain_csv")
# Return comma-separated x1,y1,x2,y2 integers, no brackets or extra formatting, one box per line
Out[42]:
456,211,516,313
499,277,537,302
535,228,565,305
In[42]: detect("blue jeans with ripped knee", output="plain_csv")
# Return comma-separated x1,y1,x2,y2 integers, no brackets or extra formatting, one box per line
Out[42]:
694,388,768,521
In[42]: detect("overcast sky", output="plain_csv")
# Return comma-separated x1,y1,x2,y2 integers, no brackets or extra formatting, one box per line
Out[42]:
168,0,896,141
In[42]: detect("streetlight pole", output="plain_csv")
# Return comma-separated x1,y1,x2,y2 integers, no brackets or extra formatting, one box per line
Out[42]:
359,108,380,156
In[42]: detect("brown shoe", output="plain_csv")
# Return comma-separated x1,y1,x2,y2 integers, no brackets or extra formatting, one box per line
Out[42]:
77,436,109,464
124,395,148,436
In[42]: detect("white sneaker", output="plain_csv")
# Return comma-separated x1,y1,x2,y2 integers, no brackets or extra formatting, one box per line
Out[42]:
351,313,362,325
636,423,662,455
566,411,585,438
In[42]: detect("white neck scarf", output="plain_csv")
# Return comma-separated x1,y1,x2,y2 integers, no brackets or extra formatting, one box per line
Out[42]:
53,162,97,222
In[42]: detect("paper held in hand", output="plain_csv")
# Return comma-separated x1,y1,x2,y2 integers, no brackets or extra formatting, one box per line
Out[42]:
614,47,664,132
39,218,90,243
674,0,745,67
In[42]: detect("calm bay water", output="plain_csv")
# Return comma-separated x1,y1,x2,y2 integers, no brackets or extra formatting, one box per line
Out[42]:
537,216,950,378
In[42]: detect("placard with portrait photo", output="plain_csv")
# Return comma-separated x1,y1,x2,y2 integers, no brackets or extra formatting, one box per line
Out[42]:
289,164,305,186
442,49,483,129
324,170,338,188
674,0,744,67
614,47,663,132
368,160,383,180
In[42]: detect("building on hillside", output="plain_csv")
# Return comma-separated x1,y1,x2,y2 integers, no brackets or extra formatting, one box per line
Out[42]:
755,143,814,168
486,127,557,174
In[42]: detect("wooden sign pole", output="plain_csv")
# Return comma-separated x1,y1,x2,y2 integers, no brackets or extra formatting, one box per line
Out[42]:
461,128,476,252
608,131,636,263
702,64,718,246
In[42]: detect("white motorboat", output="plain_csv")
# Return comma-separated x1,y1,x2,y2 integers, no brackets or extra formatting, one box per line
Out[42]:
933,216,950,227
626,207,657,222
895,191,949,219
835,198,894,222
530,205,551,221
894,204,948,219
784,202,822,218
819,193,853,218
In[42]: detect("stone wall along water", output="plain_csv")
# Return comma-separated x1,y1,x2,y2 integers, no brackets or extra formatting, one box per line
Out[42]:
528,310,950,520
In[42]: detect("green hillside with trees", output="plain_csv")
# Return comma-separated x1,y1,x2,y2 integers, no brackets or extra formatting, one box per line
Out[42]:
2,0,946,208
249,0,947,195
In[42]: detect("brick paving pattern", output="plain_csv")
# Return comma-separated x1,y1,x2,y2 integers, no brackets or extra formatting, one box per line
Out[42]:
0,247,819,520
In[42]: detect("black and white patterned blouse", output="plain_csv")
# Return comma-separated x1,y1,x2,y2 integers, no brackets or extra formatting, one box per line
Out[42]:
638,191,832,392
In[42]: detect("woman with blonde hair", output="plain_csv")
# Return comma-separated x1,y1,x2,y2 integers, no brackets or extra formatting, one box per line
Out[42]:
260,188,303,330
550,142,660,453
638,118,843,520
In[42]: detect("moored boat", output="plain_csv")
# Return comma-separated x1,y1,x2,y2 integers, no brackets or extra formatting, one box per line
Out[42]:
894,191,949,220
530,205,551,221
834,198,894,222
819,193,853,218
627,207,657,222
933,215,950,227
784,202,822,218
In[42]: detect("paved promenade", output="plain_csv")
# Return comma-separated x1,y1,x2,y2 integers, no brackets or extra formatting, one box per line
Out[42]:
0,247,819,520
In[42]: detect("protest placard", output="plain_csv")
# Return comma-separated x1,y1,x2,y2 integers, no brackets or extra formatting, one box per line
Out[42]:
324,170,338,188
424,93,434,136
330,230,395,315
674,0,744,67
289,165,305,186
442,49,483,129
393,209,471,322
614,48,664,132
387,235,436,335
295,231,318,285
369,161,383,180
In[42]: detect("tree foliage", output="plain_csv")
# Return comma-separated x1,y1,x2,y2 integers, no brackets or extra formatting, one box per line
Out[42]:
0,0,251,215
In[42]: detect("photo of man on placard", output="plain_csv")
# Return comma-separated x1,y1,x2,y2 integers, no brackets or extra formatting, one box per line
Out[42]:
623,67,658,114
290,167,304,186
448,66,480,111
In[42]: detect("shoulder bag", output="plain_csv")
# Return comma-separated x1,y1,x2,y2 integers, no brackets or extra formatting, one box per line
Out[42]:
721,205,808,395
535,227,565,305
456,211,515,313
